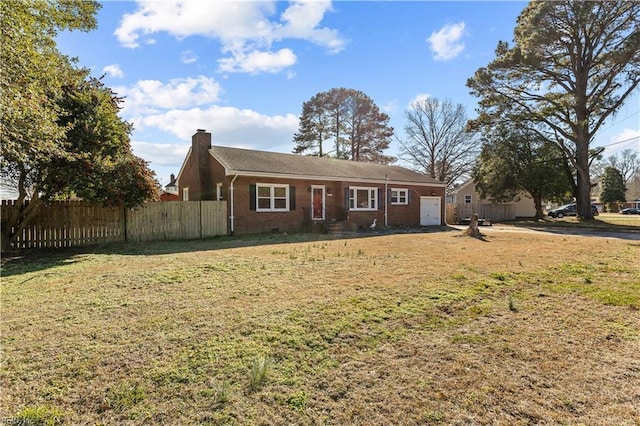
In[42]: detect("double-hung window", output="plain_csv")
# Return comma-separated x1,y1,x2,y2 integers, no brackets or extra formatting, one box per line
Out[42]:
349,187,377,211
390,188,408,205
257,184,289,212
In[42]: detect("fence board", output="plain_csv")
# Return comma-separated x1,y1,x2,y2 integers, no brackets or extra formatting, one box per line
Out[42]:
1,200,227,249
447,202,516,224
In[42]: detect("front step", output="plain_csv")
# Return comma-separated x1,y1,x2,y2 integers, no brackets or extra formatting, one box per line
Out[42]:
326,220,359,234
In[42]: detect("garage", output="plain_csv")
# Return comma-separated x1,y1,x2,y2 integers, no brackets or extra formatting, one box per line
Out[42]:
420,196,441,226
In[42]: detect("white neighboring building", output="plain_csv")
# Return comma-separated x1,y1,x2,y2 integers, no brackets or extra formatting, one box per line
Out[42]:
446,179,537,223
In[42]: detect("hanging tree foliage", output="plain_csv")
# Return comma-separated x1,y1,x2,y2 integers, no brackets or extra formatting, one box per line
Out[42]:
0,0,159,252
467,1,640,220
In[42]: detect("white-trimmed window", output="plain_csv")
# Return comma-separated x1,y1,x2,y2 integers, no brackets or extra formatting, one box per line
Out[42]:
390,188,409,205
464,195,472,204
182,187,189,201
349,187,377,211
257,183,289,212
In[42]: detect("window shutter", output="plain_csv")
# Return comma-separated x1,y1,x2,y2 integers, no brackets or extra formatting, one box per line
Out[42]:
345,187,350,210
408,190,412,204
388,189,392,205
289,185,296,210
378,188,383,210
249,184,256,211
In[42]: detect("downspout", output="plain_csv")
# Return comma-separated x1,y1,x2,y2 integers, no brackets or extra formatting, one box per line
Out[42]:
229,174,238,235
384,175,388,227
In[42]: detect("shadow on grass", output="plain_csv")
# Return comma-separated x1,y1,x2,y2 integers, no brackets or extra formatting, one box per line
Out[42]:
506,217,640,237
1,226,459,277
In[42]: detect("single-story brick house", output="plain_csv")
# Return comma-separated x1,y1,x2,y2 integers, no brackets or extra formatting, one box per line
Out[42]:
176,130,445,234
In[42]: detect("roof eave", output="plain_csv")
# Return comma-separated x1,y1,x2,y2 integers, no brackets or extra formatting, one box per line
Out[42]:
224,170,445,187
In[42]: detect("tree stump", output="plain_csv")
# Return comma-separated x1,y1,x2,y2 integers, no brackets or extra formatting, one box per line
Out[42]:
463,213,483,239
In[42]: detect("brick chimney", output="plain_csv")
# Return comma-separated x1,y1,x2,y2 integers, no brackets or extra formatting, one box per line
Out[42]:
192,129,214,200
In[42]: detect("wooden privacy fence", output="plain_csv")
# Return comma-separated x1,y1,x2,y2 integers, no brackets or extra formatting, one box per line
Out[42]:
1,200,227,249
447,202,516,224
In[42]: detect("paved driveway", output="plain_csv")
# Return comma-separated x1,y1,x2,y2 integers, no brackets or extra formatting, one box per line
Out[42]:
449,224,640,241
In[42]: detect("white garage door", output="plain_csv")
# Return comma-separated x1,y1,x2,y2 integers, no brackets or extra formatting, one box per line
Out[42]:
420,196,441,226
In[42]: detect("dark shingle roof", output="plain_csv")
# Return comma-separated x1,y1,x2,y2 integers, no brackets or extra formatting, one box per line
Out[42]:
210,145,442,186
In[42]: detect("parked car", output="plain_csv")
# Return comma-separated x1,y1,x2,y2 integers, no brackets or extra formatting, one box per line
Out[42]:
620,207,640,215
547,203,598,218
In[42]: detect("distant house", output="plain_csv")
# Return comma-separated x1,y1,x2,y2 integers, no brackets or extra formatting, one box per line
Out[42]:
159,174,179,201
623,198,640,209
446,179,536,223
176,130,446,235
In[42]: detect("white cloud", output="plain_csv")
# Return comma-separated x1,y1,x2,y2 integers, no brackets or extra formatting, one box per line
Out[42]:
381,100,398,115
218,48,297,74
131,141,190,167
605,128,640,155
102,64,124,78
428,22,466,61
116,76,222,116
181,50,198,64
114,0,345,74
135,105,299,151
408,93,431,108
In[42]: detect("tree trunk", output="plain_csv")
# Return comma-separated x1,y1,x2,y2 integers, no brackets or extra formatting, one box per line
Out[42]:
1,193,42,253
533,195,544,220
463,213,483,239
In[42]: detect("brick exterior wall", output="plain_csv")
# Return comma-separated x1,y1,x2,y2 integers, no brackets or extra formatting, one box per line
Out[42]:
225,175,444,235
178,132,445,234
177,130,216,201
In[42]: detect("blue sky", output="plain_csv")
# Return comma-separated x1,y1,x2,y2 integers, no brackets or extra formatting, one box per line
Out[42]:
56,0,640,187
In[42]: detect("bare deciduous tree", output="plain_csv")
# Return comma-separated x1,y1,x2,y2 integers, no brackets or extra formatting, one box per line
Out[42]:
398,97,478,188
608,149,640,187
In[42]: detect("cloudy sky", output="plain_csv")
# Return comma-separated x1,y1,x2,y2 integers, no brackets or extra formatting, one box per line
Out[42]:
56,0,640,186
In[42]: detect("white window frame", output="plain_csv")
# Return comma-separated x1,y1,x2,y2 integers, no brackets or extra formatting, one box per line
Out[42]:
256,183,289,212
182,187,189,201
349,186,378,211
464,194,472,204
390,188,409,205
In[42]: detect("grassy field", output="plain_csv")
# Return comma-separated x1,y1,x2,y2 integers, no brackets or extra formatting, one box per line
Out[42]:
1,228,639,425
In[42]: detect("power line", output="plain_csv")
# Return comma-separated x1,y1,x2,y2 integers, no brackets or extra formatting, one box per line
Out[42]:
600,135,640,148
599,110,640,132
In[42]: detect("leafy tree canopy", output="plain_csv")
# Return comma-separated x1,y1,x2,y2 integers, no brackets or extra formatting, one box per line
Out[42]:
1,0,159,251
467,1,640,220
600,166,627,208
473,126,573,219
293,88,395,164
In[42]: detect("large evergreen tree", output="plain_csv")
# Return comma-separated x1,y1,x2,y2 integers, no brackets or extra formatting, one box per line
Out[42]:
600,166,627,211
467,1,640,220
293,88,395,163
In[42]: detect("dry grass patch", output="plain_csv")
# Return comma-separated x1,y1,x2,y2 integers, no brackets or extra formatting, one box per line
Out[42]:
1,231,639,424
